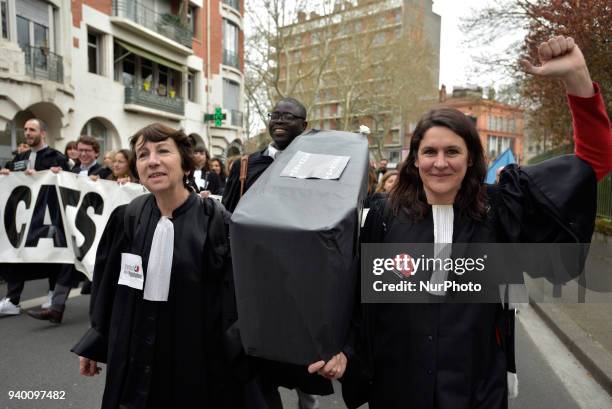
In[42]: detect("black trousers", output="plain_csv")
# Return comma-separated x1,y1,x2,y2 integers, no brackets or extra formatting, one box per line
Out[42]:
1,264,59,305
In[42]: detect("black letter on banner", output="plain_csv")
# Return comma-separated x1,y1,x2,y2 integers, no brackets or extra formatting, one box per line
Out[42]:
59,187,81,212
59,187,81,257
74,192,104,261
4,186,31,248
25,185,68,247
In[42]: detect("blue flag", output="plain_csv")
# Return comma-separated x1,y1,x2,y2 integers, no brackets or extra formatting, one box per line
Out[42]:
486,148,516,184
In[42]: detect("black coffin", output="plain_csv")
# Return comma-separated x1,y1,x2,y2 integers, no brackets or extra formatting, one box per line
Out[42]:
230,129,369,365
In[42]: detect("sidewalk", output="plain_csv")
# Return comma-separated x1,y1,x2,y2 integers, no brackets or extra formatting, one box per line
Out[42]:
530,232,612,395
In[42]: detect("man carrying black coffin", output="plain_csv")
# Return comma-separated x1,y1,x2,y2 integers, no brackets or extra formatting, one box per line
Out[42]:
223,98,332,409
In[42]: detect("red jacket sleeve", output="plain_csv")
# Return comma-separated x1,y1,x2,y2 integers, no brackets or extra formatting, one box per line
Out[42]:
569,82,612,181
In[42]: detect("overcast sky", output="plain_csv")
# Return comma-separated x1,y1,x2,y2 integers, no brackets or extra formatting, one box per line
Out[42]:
245,0,522,91
432,0,522,91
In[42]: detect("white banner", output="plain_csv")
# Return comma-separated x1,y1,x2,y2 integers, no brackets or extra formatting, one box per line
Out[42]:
0,171,147,278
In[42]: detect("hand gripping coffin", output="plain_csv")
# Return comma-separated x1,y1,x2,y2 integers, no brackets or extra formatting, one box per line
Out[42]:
230,129,369,365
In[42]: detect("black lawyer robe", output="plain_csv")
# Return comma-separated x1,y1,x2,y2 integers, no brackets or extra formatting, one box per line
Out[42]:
222,150,274,213
5,146,69,171
72,193,245,409
341,155,597,409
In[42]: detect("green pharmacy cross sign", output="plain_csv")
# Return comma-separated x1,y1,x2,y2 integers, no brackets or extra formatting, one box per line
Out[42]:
204,107,226,126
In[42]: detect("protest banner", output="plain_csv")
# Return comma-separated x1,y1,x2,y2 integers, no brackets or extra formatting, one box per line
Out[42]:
0,171,146,278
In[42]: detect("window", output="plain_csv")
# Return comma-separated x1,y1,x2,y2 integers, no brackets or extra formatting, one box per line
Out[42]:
389,150,401,163
222,19,239,68
187,5,198,38
373,32,385,46
141,58,153,90
223,79,240,111
169,70,181,98
390,130,400,145
1,1,9,40
87,30,101,74
223,0,240,10
122,53,135,87
487,135,511,158
187,70,197,102
158,65,168,96
17,15,29,49
509,118,516,133
34,22,47,46
113,42,182,97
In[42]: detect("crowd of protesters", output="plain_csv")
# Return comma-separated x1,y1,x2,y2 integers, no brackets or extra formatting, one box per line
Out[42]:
0,35,610,409
0,123,229,323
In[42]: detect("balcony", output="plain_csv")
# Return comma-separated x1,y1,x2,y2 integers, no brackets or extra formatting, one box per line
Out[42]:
222,0,240,11
23,46,63,83
112,0,193,49
223,49,239,69
231,110,243,127
125,83,185,116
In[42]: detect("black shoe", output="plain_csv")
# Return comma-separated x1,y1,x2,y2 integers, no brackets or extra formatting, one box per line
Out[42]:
27,307,64,324
81,281,92,295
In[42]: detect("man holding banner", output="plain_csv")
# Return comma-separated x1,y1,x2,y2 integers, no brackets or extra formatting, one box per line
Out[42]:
0,118,69,317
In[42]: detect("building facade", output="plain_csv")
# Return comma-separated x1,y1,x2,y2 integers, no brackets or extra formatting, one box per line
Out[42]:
0,0,245,166
275,0,441,165
436,85,525,164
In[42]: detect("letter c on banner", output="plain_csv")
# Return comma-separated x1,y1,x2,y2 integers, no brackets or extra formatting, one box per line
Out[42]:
4,186,31,248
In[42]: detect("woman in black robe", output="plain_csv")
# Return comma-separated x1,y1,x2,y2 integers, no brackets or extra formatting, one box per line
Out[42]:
308,36,612,409
72,124,244,409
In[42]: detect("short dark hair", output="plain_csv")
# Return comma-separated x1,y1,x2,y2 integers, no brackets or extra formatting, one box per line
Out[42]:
194,145,211,171
77,135,100,153
129,123,196,178
194,145,209,157
64,141,77,156
187,133,201,147
26,118,48,132
390,107,487,221
276,97,307,119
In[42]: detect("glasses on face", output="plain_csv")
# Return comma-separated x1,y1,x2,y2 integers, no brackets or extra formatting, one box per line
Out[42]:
267,112,305,121
78,148,94,153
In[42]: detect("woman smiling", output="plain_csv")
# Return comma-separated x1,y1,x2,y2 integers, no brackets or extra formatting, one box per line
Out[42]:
311,36,612,409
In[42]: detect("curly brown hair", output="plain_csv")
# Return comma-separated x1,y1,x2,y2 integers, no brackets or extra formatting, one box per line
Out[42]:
390,107,487,221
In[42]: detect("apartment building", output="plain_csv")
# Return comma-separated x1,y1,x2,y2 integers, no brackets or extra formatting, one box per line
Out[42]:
437,85,525,164
0,0,245,165
276,0,441,164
